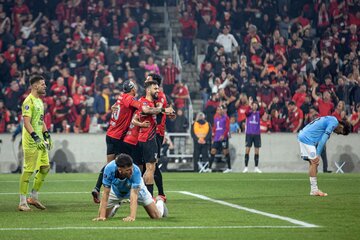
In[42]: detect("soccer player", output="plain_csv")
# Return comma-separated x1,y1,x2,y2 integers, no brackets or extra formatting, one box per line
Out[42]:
18,75,53,211
91,80,174,203
205,104,231,173
92,154,167,222
243,100,264,173
137,80,163,197
298,116,351,196
145,73,173,200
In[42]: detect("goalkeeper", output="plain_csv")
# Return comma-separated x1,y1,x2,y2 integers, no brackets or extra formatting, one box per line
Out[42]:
18,75,53,211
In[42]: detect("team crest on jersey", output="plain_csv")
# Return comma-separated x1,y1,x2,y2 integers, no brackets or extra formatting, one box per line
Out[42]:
25,105,29,110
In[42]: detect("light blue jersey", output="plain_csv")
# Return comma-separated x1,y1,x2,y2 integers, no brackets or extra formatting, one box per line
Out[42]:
103,161,145,198
298,116,339,155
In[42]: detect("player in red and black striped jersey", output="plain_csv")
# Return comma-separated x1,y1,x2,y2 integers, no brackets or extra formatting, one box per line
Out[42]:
91,80,174,204
143,73,175,200
138,80,165,196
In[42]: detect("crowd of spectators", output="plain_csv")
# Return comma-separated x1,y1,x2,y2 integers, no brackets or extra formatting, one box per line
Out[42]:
176,0,360,133
0,0,183,134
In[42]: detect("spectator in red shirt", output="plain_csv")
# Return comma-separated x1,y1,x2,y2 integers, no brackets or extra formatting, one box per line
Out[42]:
257,78,275,107
270,109,285,132
160,57,180,96
3,44,16,64
286,101,304,133
319,75,336,93
52,97,67,133
66,97,78,131
179,11,197,64
72,85,86,110
171,80,189,110
292,84,307,108
260,112,271,133
332,101,346,121
0,99,10,133
74,108,91,133
312,85,334,116
235,93,249,132
43,102,52,131
136,27,158,51
51,77,68,97
350,103,360,133
274,78,291,103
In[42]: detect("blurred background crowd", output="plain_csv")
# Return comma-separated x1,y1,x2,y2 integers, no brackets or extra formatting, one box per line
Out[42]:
0,0,359,135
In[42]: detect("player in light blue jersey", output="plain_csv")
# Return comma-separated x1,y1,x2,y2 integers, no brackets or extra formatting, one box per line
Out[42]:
298,116,351,196
92,154,167,222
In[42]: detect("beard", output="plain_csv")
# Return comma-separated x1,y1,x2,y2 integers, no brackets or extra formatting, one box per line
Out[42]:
152,92,158,100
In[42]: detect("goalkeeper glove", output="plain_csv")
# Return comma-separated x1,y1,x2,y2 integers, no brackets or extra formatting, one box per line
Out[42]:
43,131,53,150
30,132,46,151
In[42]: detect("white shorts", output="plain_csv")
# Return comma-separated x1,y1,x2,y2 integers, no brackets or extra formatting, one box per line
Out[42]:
298,141,317,160
107,188,154,209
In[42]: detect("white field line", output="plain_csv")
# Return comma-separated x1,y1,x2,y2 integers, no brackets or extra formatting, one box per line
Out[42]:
178,191,319,228
0,226,313,231
0,178,341,183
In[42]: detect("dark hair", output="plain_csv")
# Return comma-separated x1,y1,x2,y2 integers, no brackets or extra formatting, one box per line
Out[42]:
30,75,44,85
339,120,351,135
288,101,296,106
147,73,162,85
144,80,158,89
115,154,133,168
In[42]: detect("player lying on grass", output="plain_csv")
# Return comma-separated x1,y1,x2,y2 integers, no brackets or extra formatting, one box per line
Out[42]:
297,116,351,196
92,154,168,222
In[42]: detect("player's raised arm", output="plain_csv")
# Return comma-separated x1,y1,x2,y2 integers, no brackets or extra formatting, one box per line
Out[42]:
123,188,140,222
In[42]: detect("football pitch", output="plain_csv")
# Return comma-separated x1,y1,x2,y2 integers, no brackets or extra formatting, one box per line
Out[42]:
0,173,359,240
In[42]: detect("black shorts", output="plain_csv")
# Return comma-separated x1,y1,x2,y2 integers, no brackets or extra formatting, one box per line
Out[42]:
139,138,158,163
245,134,261,148
156,134,164,156
211,139,229,151
123,142,142,166
106,135,124,155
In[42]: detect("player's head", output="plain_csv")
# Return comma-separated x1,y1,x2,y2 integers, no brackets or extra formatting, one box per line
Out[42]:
123,80,137,96
334,119,351,136
217,104,227,115
144,80,159,100
30,75,46,95
115,154,134,178
145,73,162,86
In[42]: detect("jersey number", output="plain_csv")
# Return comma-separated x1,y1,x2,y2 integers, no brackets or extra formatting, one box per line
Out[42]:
112,106,121,121
309,117,320,125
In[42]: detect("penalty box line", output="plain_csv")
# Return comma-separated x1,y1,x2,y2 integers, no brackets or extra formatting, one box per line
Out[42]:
177,191,319,228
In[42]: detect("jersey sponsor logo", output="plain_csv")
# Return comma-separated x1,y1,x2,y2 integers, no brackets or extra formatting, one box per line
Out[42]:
25,105,30,110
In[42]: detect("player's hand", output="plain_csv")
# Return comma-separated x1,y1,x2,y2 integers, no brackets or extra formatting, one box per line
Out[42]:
164,107,175,115
123,216,135,222
43,131,53,150
310,157,320,165
142,121,151,128
92,217,106,221
31,132,46,150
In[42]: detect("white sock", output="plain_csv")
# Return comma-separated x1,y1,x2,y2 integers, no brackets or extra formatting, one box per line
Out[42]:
20,194,27,205
156,200,164,217
31,190,38,200
310,177,318,192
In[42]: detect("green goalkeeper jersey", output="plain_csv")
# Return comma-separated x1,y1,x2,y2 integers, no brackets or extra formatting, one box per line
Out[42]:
22,93,45,149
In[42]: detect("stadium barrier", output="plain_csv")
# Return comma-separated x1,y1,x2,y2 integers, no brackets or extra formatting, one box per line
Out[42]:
0,133,359,173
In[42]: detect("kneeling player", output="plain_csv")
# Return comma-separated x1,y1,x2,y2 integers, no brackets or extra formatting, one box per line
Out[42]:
92,154,167,222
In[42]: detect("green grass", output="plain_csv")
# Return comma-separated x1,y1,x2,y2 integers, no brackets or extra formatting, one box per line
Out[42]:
0,173,359,240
